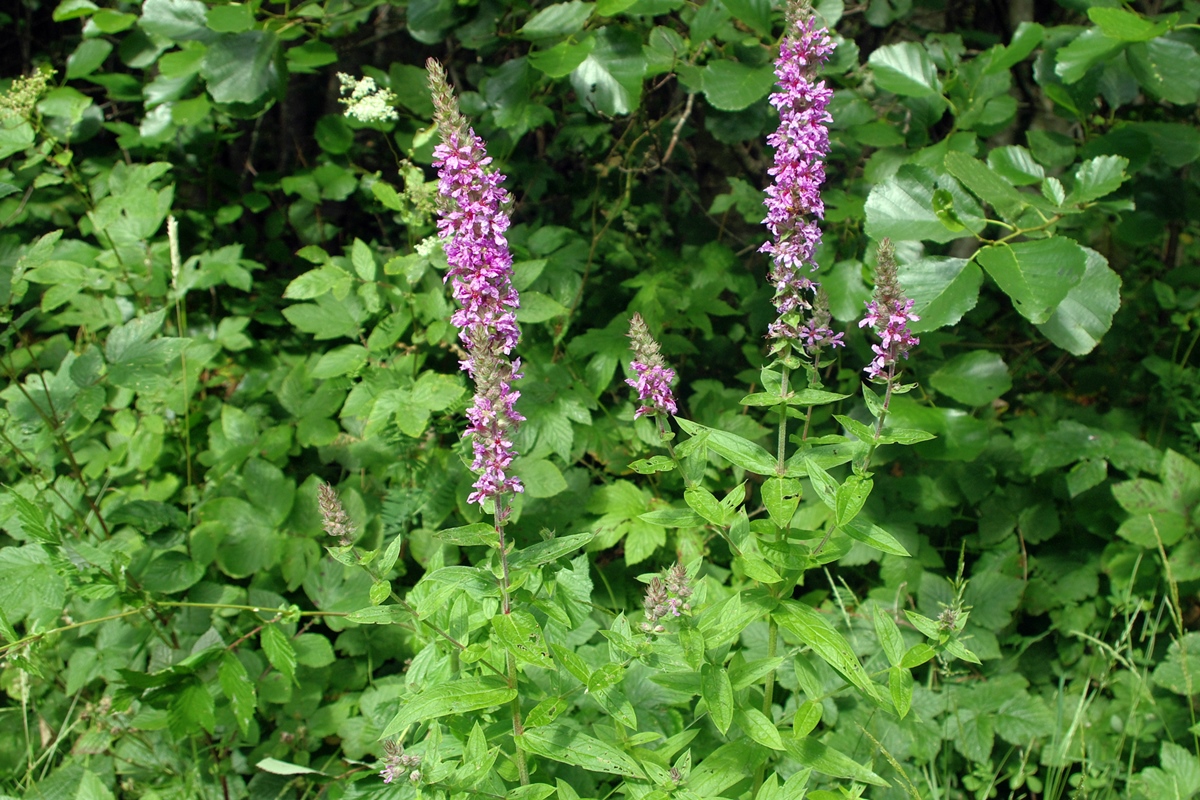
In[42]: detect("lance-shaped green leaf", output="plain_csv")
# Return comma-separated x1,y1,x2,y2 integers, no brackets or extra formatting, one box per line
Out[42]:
734,706,784,750
381,676,517,738
762,477,802,527
675,417,776,474
507,531,594,570
701,663,734,734
1036,247,1121,356
639,507,704,527
842,519,911,556
803,461,870,528
685,486,731,527
783,738,889,786
873,607,905,667
776,600,886,705
868,42,941,97
974,237,1087,324
519,723,643,776
898,256,982,332
493,611,555,669
436,522,498,548
889,666,913,719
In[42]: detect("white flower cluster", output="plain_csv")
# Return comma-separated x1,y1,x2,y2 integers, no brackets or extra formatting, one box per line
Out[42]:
336,73,398,123
1,66,55,122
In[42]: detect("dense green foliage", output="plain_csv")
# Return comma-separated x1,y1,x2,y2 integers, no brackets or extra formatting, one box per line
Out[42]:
2,0,1200,798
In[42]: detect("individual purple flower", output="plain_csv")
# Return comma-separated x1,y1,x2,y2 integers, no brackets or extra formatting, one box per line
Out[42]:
760,8,836,347
859,238,919,380
626,313,677,419
428,59,524,514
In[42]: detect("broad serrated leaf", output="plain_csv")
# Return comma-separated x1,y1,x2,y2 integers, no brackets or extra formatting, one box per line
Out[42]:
1067,155,1128,205
1036,247,1121,356
898,256,983,332
702,60,776,112
975,237,1087,324
520,1,594,39
218,652,256,735
260,624,296,685
200,31,281,105
987,145,1044,185
1088,7,1174,42
944,151,1028,219
865,166,981,244
529,36,596,78
929,351,1011,406
570,26,645,115
1055,29,1125,84
868,42,941,97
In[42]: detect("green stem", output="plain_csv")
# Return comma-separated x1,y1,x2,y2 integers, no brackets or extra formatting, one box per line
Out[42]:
776,365,790,469
508,652,530,785
495,495,529,784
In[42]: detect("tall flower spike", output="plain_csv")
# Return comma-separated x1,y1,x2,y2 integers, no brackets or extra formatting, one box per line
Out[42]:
626,313,678,419
427,59,524,516
858,238,920,380
760,4,836,348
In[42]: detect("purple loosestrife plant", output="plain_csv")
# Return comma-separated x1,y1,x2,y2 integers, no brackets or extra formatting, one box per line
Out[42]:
761,6,839,360
859,238,920,384
626,313,678,420
427,59,524,521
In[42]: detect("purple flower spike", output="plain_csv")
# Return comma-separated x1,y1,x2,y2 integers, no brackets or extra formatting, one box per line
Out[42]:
428,59,524,514
761,8,836,348
626,313,678,419
859,239,920,380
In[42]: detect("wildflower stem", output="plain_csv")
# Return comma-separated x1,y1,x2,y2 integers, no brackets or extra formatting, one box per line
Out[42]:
776,365,791,469
508,652,530,785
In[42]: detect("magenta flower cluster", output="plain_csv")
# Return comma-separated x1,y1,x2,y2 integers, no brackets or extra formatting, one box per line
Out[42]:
626,313,677,419
429,62,524,512
859,239,920,380
761,15,837,347
860,298,920,379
